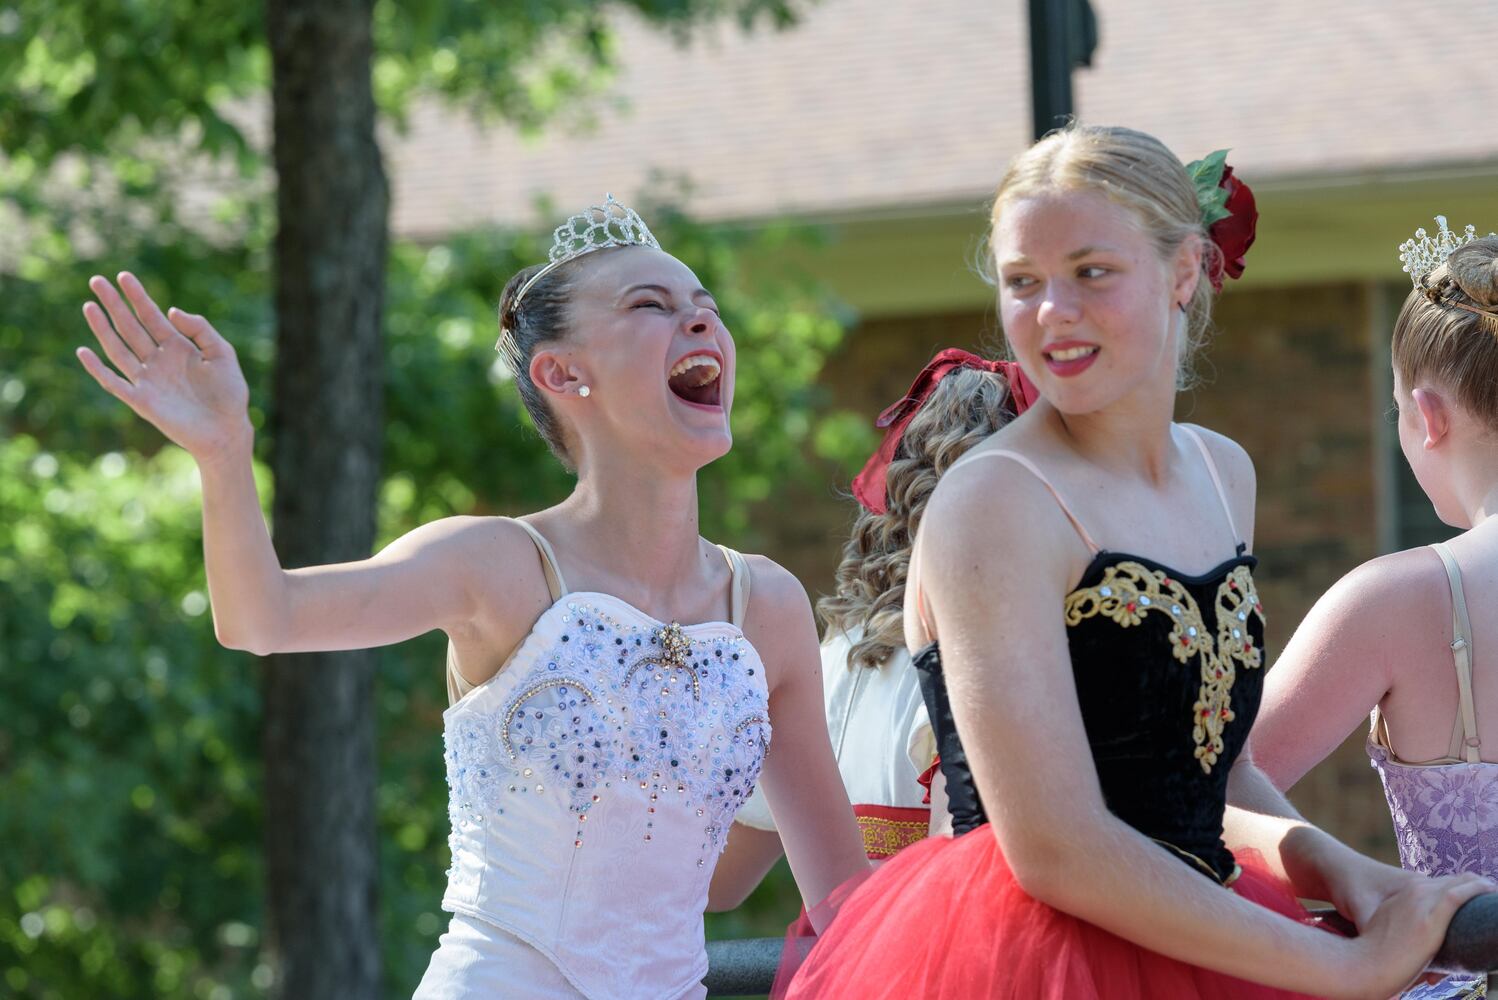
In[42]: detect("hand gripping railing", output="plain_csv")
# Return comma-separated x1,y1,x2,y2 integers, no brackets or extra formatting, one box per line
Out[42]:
701,897,1498,997
1325,894,1498,977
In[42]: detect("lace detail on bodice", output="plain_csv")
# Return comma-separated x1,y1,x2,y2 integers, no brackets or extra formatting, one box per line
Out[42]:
1369,744,1498,877
444,594,770,871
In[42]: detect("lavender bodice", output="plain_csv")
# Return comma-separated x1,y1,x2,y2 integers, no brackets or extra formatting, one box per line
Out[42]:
1369,743,1498,877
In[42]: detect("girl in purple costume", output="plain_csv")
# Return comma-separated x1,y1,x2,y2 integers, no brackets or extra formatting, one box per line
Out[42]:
1253,222,1498,999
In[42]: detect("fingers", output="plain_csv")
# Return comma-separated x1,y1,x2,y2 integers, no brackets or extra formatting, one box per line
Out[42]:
118,272,189,350
89,274,159,361
167,307,233,360
82,301,144,379
1445,873,1495,909
76,347,138,405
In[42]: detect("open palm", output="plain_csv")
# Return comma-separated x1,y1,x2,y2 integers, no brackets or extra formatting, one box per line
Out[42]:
77,272,252,458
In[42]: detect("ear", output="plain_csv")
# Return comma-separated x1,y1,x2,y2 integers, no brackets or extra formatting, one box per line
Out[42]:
1171,234,1205,309
1411,387,1451,449
530,348,588,399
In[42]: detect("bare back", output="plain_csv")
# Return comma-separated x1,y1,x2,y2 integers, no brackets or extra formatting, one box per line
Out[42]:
1380,529,1498,765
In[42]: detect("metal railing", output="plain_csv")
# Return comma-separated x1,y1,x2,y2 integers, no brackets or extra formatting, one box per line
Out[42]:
702,896,1498,998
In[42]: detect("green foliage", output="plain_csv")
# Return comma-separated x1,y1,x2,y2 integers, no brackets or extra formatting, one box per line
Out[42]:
1186,149,1232,228
0,0,809,206
0,438,268,999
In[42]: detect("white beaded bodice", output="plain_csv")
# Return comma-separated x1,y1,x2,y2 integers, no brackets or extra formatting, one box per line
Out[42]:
440,589,770,999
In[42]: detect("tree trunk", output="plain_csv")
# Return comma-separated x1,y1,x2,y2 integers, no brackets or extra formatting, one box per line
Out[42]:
263,0,388,997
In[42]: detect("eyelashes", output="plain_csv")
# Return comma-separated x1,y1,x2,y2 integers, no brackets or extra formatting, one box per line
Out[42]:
631,301,722,316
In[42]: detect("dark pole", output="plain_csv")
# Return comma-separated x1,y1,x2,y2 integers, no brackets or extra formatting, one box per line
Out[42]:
1029,0,1075,139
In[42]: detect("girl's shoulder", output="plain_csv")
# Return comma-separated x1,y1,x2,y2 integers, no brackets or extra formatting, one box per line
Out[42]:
1315,546,1450,640
1176,423,1254,483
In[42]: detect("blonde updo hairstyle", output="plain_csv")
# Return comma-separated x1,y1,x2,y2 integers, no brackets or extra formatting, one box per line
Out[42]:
818,367,1018,670
1393,236,1498,431
989,123,1221,386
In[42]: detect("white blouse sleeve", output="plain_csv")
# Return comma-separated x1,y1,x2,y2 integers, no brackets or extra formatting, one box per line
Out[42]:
906,697,936,777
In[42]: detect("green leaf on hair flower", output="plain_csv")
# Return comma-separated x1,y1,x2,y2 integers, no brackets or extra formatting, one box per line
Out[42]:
1186,149,1232,227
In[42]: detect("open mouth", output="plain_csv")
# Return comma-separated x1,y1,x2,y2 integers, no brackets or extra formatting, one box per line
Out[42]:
667,353,723,407
1043,345,1098,363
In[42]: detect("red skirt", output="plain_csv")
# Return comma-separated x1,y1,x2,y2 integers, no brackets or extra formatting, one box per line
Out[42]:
777,825,1331,1000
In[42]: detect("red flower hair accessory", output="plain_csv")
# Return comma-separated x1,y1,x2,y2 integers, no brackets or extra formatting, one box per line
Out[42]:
850,348,1039,515
1186,150,1258,293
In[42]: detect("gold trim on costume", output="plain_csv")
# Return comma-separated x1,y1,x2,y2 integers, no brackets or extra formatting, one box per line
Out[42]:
858,815,928,859
1151,837,1241,887
1064,561,1264,774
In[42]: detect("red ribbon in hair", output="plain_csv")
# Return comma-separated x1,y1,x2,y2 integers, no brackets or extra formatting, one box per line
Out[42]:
850,348,1040,514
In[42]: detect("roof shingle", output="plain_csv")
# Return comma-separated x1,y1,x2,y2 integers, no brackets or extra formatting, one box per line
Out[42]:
387,0,1498,239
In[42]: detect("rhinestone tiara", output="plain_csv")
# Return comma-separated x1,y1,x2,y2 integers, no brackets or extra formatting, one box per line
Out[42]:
512,194,661,311
1398,216,1492,287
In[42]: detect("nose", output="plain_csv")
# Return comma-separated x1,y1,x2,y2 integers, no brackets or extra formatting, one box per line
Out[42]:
1036,282,1082,328
684,307,715,337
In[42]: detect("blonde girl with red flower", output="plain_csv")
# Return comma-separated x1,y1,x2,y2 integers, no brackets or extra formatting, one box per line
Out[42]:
778,124,1490,1000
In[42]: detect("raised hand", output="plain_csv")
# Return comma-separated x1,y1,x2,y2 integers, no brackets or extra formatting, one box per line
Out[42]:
76,273,252,460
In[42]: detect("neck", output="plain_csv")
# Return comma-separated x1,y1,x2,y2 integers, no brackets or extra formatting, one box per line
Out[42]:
1050,374,1180,484
1456,455,1498,529
556,449,705,594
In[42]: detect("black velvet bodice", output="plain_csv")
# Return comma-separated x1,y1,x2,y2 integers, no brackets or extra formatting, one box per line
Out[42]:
916,548,1266,884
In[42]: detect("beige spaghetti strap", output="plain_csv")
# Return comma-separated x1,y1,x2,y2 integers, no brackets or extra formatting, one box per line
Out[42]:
445,519,570,706
945,449,1102,554
717,545,752,627
512,519,568,601
1432,542,1481,764
1180,426,1240,545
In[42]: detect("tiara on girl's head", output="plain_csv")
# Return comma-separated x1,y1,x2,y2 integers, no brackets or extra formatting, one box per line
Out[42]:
514,194,660,309
497,195,661,359
1398,215,1498,322
1398,216,1491,286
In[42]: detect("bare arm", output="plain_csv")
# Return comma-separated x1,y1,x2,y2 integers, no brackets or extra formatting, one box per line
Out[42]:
1235,547,1457,929
1249,553,1441,791
707,823,785,912
907,459,1480,999
746,559,869,923
77,273,528,657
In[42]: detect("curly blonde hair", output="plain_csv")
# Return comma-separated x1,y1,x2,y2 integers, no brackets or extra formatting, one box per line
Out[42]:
818,367,1018,670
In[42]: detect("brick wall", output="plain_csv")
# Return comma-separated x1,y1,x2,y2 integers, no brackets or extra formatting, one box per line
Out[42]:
757,282,1400,862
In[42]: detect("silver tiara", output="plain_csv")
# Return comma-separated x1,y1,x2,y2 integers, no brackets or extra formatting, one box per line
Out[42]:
497,195,661,367
513,194,660,310
1398,216,1492,287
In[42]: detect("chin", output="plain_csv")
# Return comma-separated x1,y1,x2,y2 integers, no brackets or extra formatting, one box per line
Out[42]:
687,429,733,468
1043,384,1118,417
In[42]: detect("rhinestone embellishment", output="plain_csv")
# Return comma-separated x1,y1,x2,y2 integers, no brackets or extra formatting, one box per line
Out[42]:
1064,562,1264,773
443,598,770,868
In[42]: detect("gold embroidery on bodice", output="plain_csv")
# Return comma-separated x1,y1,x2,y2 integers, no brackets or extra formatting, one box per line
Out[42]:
1063,561,1264,773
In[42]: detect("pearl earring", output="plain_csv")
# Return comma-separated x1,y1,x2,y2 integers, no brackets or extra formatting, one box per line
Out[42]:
578,385,591,398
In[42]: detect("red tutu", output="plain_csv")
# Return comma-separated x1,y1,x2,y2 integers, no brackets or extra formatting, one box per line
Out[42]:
777,826,1332,1000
